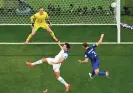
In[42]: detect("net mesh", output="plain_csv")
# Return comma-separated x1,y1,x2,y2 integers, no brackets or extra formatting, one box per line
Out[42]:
0,0,116,24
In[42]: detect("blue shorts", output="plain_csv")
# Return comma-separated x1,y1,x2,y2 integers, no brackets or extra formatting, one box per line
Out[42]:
91,60,100,70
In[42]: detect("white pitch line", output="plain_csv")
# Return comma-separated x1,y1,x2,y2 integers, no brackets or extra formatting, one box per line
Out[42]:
0,42,132,45
0,24,116,26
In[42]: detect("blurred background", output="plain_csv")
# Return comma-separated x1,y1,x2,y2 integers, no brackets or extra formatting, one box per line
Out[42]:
121,0,133,42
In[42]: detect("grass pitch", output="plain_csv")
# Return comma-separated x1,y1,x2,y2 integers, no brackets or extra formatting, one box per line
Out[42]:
0,44,133,93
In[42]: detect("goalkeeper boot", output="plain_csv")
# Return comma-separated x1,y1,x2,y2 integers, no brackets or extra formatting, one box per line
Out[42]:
25,39,29,44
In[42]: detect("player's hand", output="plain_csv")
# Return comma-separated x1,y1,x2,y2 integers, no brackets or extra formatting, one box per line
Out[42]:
31,23,34,28
101,34,104,38
31,21,34,28
49,24,52,27
58,41,61,45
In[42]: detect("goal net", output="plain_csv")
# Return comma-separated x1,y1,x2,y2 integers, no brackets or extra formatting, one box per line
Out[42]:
0,0,117,24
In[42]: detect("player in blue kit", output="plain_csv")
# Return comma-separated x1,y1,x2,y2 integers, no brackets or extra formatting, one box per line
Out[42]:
78,34,109,79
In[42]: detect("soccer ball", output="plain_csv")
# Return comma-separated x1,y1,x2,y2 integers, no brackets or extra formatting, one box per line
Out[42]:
111,2,117,8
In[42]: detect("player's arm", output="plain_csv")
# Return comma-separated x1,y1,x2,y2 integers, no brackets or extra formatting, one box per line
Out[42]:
96,34,104,46
58,41,63,50
45,12,51,26
78,58,88,63
47,19,51,25
47,19,52,27
54,57,65,64
30,14,36,27
54,53,68,64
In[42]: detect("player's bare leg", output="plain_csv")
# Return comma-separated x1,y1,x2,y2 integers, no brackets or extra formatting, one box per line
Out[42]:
25,27,36,44
45,27,59,42
54,72,70,91
94,69,99,75
26,58,47,67
43,89,48,93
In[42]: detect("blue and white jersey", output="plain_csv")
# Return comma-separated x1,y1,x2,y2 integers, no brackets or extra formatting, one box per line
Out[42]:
55,49,68,60
84,44,99,63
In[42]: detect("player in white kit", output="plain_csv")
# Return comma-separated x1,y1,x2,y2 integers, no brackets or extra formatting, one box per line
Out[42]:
26,41,71,91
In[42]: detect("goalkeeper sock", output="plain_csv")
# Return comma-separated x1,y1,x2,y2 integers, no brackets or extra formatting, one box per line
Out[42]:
57,77,68,87
27,34,32,41
50,32,55,38
32,60,43,65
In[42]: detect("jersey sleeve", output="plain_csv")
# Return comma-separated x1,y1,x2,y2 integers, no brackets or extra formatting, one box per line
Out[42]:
63,53,68,59
90,44,97,48
45,12,49,19
84,53,89,58
30,13,37,22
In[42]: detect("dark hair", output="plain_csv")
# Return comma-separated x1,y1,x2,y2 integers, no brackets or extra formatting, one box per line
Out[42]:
82,42,88,48
65,43,70,49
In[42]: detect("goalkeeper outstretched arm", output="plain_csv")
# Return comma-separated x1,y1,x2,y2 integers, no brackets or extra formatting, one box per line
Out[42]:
46,16,52,27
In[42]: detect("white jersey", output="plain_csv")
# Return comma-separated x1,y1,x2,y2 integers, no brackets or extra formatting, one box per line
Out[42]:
54,49,68,61
46,49,68,72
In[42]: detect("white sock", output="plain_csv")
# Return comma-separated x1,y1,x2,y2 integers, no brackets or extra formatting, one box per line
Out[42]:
32,60,43,65
57,76,68,87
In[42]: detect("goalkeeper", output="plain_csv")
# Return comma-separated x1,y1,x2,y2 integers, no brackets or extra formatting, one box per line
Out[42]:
25,8,58,44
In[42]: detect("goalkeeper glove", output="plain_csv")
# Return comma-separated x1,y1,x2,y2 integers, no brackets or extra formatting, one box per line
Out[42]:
47,20,50,24
47,20,52,27
31,23,34,28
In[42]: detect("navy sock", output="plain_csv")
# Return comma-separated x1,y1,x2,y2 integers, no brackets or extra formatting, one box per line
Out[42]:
91,70,95,77
98,72,106,76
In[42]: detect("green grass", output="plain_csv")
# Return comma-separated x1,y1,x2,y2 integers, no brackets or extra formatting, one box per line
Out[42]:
0,44,133,93
0,1,132,93
0,25,117,42
0,25,131,93
121,0,133,14
121,5,133,42
121,25,133,42
121,0,133,42
125,0,133,7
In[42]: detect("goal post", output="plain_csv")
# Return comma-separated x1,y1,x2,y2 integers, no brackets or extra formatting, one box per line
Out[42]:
116,0,121,44
0,0,120,43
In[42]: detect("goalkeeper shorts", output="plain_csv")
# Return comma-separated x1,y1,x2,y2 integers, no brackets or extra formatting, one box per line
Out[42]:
34,23,49,31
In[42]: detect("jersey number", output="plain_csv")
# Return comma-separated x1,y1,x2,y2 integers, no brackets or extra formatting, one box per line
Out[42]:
91,51,97,56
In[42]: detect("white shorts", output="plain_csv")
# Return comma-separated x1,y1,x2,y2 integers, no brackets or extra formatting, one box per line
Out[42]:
46,58,61,72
